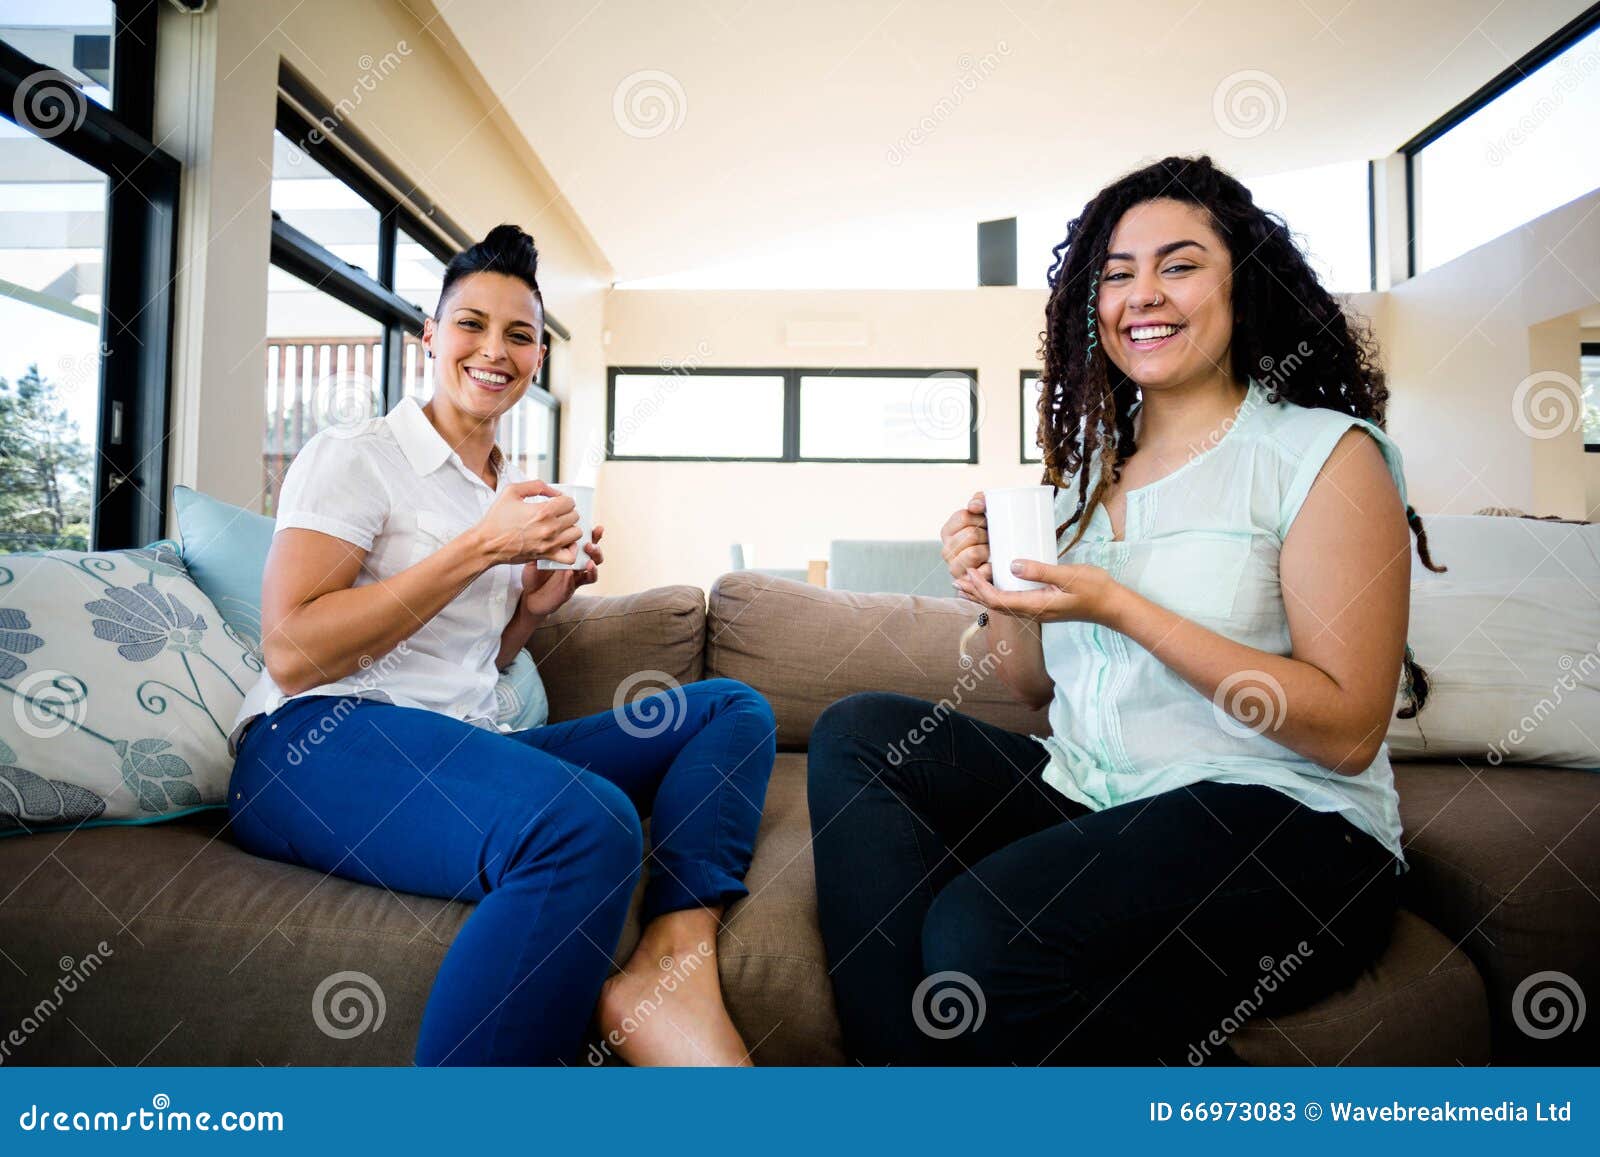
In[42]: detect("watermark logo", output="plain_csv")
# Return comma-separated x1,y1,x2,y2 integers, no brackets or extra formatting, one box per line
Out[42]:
1212,70,1287,139
12,670,88,740
281,645,410,767
304,44,413,147
1186,942,1313,1064
585,942,712,1065
910,370,983,445
493,676,523,721
584,340,712,472
886,42,1011,166
1511,371,1583,440
1485,44,1600,165
0,941,114,1065
312,970,386,1039
888,639,1011,764
912,970,986,1039
13,69,88,140
613,70,687,138
1511,970,1586,1040
54,345,111,394
315,370,380,438
612,670,688,738
1212,669,1288,739
1486,642,1599,765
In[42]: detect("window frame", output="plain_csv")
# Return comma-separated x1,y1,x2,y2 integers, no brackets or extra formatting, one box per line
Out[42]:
1020,369,1043,464
1398,4,1600,280
1583,341,1600,454
604,365,981,464
271,70,563,478
0,1,179,551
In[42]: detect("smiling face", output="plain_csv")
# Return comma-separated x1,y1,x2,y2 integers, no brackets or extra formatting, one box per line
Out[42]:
1097,197,1235,394
422,271,545,426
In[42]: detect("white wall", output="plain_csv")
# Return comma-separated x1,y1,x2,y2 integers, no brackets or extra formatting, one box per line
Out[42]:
1380,186,1600,520
153,0,612,517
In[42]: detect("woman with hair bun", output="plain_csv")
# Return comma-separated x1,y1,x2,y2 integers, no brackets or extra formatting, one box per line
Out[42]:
228,224,775,1067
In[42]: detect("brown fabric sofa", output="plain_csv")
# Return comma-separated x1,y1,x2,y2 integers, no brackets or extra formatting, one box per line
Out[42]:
1,573,1595,1065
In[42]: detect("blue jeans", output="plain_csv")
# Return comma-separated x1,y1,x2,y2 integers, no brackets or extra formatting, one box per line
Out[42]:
808,692,1402,1065
228,677,776,1066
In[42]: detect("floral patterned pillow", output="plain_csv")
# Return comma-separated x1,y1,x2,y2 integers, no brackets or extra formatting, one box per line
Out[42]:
0,541,256,836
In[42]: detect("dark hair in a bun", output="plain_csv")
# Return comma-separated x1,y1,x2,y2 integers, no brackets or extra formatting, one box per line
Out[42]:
436,223,544,328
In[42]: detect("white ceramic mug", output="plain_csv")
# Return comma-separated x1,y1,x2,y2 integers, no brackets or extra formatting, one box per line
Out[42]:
528,483,595,570
983,485,1056,592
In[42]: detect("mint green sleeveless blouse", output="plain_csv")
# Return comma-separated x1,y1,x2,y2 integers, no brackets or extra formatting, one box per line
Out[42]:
1036,377,1409,873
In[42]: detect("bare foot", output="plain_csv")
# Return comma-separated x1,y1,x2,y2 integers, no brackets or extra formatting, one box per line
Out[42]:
592,909,752,1067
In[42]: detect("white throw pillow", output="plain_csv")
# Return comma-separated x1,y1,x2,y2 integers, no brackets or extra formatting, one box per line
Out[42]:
0,543,255,835
1388,576,1600,768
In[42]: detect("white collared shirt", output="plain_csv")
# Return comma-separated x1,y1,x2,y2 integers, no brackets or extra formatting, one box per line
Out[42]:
230,397,525,752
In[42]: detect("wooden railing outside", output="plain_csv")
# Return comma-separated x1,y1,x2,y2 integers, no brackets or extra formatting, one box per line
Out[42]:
263,335,554,514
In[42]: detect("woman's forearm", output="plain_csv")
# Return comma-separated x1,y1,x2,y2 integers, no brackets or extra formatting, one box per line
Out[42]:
978,612,1053,709
265,528,499,696
1105,587,1388,774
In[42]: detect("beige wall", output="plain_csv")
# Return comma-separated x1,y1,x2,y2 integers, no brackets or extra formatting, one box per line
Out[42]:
154,0,612,517
1381,186,1600,520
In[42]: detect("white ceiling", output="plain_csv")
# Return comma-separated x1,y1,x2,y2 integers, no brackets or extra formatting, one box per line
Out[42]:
432,0,1595,283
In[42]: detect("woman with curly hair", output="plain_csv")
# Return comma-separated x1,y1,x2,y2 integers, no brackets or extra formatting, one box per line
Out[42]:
808,155,1447,1065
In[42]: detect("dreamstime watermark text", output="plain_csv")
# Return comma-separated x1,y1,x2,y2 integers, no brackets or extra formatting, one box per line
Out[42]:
0,942,114,1065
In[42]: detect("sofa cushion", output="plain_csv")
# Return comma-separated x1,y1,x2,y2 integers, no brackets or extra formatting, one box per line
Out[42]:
1231,909,1489,1064
705,573,1049,750
527,585,705,724
172,484,275,654
1394,759,1600,1063
0,544,253,835
0,809,459,1064
493,649,550,731
1406,514,1598,586
1386,576,1599,767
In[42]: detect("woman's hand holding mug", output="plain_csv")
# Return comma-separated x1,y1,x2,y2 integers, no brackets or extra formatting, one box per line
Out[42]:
940,491,991,583
520,524,604,617
477,480,582,566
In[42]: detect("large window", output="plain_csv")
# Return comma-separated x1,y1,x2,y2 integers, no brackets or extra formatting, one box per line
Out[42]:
1,1,177,551
1409,15,1600,274
610,370,785,459
266,71,564,509
798,372,976,461
605,367,978,463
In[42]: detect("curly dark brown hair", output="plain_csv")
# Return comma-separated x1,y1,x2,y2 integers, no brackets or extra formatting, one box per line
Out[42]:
1035,154,1446,717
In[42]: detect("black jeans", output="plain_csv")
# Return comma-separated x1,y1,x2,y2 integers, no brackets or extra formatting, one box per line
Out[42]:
807,692,1403,1066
